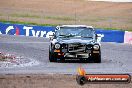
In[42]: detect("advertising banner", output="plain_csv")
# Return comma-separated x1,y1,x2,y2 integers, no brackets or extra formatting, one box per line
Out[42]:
0,23,125,43
96,29,125,43
0,23,55,37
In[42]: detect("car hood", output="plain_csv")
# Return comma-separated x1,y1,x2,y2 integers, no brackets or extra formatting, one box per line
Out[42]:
52,38,95,44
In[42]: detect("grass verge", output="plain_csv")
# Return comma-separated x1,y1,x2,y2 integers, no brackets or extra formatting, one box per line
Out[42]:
10,13,75,21
0,19,131,31
0,19,57,26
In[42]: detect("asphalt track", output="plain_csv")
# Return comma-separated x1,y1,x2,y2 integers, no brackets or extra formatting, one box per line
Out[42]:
0,34,132,75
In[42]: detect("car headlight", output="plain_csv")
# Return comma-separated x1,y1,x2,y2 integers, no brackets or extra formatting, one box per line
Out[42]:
55,43,61,49
93,45,99,50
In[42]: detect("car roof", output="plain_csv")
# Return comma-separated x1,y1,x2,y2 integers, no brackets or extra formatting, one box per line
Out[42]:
56,25,94,29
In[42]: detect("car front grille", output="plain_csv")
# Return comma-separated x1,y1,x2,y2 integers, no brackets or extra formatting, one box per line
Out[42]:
68,43,86,52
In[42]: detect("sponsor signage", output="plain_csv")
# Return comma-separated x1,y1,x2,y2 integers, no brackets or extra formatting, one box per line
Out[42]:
0,23,55,37
76,67,131,85
0,22,128,43
76,74,131,85
95,29,125,43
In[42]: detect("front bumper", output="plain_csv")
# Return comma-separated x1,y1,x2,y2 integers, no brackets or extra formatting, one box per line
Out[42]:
52,52,90,61
64,53,89,58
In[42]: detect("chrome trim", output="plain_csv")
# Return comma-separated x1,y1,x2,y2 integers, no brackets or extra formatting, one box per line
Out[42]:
64,53,89,58
68,44,86,52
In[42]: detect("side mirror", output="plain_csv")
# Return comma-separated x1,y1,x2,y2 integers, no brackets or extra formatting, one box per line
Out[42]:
46,31,55,40
49,33,55,40
96,34,104,42
95,34,98,38
96,34,104,38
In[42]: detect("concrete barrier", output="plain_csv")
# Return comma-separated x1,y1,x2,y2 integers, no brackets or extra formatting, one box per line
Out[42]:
124,31,132,44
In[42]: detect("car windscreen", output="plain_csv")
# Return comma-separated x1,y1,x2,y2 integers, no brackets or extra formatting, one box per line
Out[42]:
56,27,94,38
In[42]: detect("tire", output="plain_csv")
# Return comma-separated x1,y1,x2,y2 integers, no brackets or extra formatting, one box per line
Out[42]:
94,54,101,63
49,51,54,62
76,75,87,85
93,50,101,63
49,47,56,62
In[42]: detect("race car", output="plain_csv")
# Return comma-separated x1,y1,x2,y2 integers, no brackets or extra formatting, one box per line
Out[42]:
49,25,101,63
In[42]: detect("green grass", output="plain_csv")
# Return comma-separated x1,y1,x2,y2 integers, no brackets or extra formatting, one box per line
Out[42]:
96,27,132,32
83,18,106,22
97,27,124,31
0,14,2,16
10,13,75,21
45,16,75,21
11,14,40,18
0,19,131,31
0,19,57,26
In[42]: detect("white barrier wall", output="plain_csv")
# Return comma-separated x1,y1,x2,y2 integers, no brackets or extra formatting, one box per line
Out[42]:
124,31,132,44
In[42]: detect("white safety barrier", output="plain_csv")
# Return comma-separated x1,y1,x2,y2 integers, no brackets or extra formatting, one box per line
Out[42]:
124,31,132,44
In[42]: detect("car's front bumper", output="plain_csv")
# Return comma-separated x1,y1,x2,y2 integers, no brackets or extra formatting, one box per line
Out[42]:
64,53,89,58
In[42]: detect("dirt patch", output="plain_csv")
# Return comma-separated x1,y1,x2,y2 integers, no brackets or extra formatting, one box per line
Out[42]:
0,52,39,68
0,0,132,30
0,74,131,88
0,52,15,61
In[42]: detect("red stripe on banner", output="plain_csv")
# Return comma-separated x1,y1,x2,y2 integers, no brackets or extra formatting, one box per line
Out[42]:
15,26,20,35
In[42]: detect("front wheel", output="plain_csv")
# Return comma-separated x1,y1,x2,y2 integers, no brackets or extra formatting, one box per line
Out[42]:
92,50,101,63
49,51,54,62
49,47,56,62
94,54,101,63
